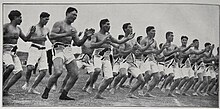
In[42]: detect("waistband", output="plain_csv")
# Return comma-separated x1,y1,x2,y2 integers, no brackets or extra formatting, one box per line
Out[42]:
31,43,46,50
53,42,71,48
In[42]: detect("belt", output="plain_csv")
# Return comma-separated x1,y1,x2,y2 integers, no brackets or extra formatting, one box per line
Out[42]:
158,62,165,66
31,44,46,50
53,42,71,48
11,46,18,52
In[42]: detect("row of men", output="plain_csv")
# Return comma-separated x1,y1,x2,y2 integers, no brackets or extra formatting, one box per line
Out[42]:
3,7,219,100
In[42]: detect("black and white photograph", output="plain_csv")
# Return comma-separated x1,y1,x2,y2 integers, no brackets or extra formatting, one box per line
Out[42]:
1,0,219,108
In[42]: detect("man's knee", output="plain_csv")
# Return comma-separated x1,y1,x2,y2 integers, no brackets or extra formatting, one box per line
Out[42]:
27,65,35,71
15,71,22,79
7,64,15,71
94,68,101,72
137,74,145,83
69,72,79,80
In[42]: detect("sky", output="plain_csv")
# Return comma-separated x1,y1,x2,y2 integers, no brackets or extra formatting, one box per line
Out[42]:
2,3,219,54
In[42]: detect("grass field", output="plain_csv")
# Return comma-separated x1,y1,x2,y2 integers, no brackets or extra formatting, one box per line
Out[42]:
3,66,219,107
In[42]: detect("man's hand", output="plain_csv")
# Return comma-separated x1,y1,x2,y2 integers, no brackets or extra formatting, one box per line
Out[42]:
67,29,77,37
189,42,195,47
127,33,135,40
84,28,95,37
30,26,36,34
211,44,215,50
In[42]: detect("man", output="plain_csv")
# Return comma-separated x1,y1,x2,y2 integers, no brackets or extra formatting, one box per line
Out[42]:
109,23,145,98
41,7,94,100
190,39,206,96
138,26,167,97
3,10,34,96
167,36,195,97
90,19,134,99
160,31,180,94
194,43,214,96
21,12,50,95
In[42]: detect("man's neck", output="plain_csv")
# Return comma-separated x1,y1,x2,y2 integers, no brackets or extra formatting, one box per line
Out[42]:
64,19,72,25
194,47,199,50
10,21,17,27
181,45,187,47
99,29,107,35
38,23,44,28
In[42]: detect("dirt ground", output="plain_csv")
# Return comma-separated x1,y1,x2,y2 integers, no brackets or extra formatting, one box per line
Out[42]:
2,67,219,107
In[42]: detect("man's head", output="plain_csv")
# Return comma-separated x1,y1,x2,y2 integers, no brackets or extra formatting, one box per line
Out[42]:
165,31,174,43
118,35,124,40
40,12,50,25
204,42,211,51
146,26,155,38
181,36,188,46
99,19,110,32
122,23,133,34
159,43,163,49
137,36,143,44
66,7,78,23
8,10,22,25
193,39,199,48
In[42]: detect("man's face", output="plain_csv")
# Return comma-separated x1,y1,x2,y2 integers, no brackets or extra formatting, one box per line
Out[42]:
102,21,110,32
15,15,22,25
126,24,133,34
41,17,49,25
148,29,156,38
181,38,188,46
194,41,199,48
67,11,77,23
205,45,211,51
167,33,174,42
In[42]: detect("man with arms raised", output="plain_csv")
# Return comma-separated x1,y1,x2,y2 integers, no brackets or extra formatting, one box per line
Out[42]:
21,12,50,95
3,10,34,96
41,7,94,100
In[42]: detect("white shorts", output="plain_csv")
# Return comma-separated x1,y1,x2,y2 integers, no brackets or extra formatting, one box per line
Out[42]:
53,46,75,64
27,44,48,70
136,59,145,74
181,67,194,78
127,62,142,78
158,63,165,72
174,67,182,79
164,67,174,75
210,69,216,79
3,49,23,74
94,56,102,69
102,59,114,79
143,60,159,73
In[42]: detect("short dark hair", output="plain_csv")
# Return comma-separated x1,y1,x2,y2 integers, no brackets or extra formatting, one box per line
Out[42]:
122,23,131,32
8,10,21,21
137,36,143,44
193,39,199,43
66,7,78,16
181,36,188,40
118,35,124,40
40,12,50,18
146,26,154,34
165,31,173,39
205,42,211,47
159,43,163,49
99,19,109,28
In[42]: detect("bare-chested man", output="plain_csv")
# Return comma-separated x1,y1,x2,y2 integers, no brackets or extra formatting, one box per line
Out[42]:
21,12,50,95
109,23,145,98
41,7,94,100
160,31,180,95
3,10,34,96
89,19,134,99
138,26,167,97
